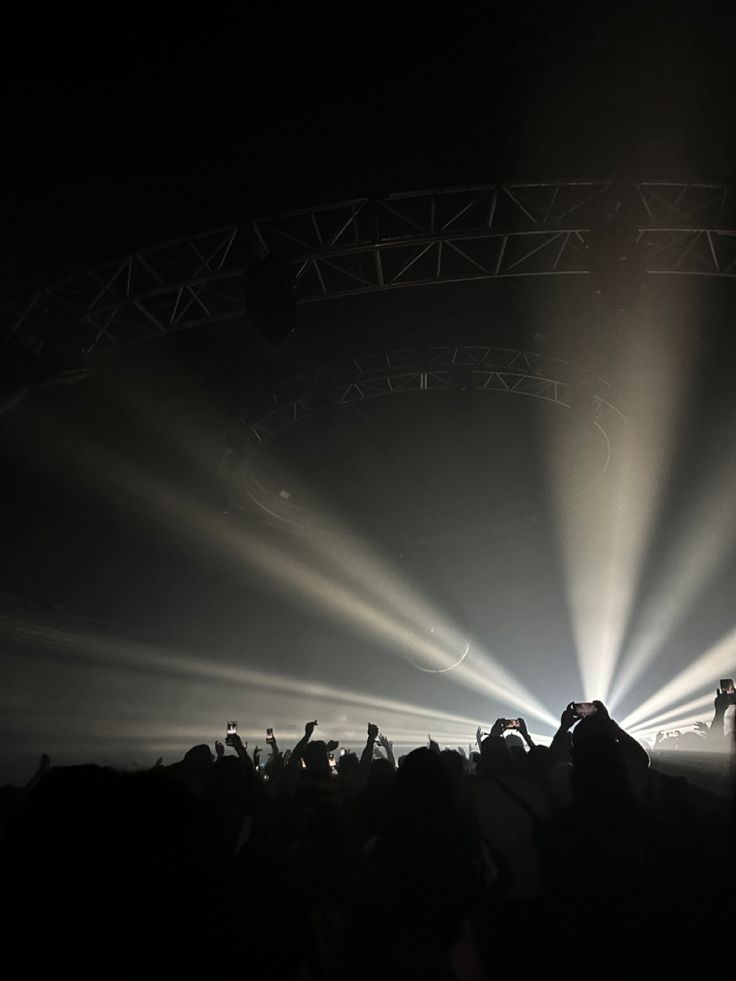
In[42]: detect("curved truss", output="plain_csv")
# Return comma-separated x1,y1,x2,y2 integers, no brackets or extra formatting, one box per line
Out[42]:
5,181,736,357
222,346,625,546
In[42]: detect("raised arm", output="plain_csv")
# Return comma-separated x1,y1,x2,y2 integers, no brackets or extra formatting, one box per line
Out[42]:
517,718,536,750
290,720,318,768
549,703,577,765
266,730,284,775
226,732,254,770
377,732,396,768
360,723,379,773
491,718,506,738
709,689,731,740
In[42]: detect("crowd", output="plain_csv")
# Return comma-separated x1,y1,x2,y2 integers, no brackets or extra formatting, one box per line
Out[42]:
1,694,734,979
652,686,736,753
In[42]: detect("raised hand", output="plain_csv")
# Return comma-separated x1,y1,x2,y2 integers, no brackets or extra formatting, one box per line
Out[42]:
517,718,529,735
215,739,225,759
367,723,379,741
694,721,709,734
715,689,730,713
228,732,247,751
560,703,577,729
253,746,261,767
476,726,484,748
305,720,318,738
592,700,611,720
490,718,506,739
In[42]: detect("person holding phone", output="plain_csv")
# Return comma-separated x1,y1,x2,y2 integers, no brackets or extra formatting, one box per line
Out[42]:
711,679,736,742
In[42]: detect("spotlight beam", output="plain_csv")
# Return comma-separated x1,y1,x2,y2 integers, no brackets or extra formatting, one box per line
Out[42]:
0,613,489,732
620,623,736,731
545,304,696,704
27,415,556,728
609,459,736,711
623,693,713,733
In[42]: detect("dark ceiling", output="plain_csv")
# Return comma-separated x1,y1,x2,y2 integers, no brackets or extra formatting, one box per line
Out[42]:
3,2,736,298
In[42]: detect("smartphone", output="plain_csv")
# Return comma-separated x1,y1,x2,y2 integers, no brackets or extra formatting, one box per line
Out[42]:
504,719,521,729
720,678,734,694
225,721,238,746
328,753,336,769
266,727,275,744
573,702,597,718
340,748,346,757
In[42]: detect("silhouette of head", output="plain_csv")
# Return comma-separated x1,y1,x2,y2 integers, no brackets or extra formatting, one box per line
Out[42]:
183,744,214,769
439,748,465,782
477,735,514,777
391,747,455,836
571,716,631,803
303,739,331,779
504,733,526,753
335,751,361,785
367,756,396,786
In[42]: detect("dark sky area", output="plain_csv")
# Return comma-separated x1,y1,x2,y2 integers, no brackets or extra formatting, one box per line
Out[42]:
3,2,736,293
2,1,736,779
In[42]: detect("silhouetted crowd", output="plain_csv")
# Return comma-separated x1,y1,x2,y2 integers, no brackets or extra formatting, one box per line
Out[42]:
1,696,734,979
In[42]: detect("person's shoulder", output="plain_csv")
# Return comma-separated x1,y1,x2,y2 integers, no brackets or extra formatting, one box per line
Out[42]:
548,761,572,782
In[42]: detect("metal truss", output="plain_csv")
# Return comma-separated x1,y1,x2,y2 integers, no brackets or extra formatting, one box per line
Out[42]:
236,345,622,445
5,181,736,358
221,345,625,539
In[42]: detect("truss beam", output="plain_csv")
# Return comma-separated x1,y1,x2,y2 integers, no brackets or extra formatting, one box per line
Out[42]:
222,345,625,543
4,182,736,357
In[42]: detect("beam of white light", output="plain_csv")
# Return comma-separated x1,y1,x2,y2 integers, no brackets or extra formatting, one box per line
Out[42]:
277,524,558,726
628,714,712,740
129,724,481,747
99,371,481,676
608,458,736,712
440,656,558,727
545,304,696,704
115,368,549,713
3,611,560,765
628,715,712,751
102,369,559,725
620,623,736,731
629,714,709,737
0,613,490,731
621,694,713,735
28,415,557,729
